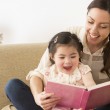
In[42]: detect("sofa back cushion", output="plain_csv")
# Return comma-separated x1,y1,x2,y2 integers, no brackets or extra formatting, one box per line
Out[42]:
0,43,47,109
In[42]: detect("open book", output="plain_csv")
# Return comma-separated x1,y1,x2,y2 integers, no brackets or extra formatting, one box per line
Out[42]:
45,81,110,110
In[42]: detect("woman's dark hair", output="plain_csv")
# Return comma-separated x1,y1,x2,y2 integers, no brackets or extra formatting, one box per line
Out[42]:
48,32,83,64
87,0,110,14
87,0,110,77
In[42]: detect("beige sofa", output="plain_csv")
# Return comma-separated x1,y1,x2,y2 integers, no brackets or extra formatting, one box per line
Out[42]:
0,43,47,110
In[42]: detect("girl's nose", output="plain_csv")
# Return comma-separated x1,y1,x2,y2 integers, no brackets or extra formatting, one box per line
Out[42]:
65,58,71,64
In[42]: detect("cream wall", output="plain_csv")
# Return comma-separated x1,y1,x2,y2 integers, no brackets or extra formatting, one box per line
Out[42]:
0,0,92,44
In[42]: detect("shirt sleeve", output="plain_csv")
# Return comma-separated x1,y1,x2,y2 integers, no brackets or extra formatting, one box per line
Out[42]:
26,66,50,80
79,63,91,75
79,63,96,87
26,48,51,80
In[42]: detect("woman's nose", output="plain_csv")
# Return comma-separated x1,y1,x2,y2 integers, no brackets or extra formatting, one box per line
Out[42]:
90,25,99,35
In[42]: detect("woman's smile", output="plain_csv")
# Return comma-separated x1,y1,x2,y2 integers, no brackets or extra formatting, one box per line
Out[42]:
89,33,100,41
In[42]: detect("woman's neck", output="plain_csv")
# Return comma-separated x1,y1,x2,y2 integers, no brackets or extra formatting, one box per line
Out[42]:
87,38,108,54
88,45,101,54
87,42,105,54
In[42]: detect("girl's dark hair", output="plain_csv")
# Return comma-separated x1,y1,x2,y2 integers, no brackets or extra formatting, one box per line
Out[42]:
87,0,110,77
48,32,83,64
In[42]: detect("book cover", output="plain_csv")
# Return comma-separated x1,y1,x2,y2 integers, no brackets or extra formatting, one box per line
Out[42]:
45,81,110,110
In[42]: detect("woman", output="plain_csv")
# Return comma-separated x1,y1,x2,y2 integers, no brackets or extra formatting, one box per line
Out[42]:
5,0,110,110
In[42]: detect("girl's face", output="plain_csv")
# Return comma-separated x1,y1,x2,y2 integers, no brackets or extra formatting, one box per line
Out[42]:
86,8,110,47
51,45,80,74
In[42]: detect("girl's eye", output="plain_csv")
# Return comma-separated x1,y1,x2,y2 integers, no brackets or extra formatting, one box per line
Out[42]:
71,56,76,58
59,57,64,59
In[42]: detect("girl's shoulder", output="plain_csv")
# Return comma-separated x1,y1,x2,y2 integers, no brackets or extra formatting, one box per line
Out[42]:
43,64,56,76
78,63,91,75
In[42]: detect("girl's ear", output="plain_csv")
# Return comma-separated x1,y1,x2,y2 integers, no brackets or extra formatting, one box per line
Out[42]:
49,53,55,64
49,53,54,61
79,51,83,62
80,51,83,57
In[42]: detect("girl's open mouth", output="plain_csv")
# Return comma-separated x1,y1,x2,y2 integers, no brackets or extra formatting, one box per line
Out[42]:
63,66,72,71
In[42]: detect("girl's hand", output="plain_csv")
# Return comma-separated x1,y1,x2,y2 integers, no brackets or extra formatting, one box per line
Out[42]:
35,91,61,110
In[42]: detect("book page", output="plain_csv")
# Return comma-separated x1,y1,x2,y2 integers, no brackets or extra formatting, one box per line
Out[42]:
47,80,87,89
88,81,110,91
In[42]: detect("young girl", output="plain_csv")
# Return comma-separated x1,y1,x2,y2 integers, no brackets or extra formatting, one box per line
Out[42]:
31,32,96,110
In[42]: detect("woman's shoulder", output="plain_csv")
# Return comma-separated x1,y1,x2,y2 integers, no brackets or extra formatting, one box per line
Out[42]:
65,26,85,35
65,26,86,43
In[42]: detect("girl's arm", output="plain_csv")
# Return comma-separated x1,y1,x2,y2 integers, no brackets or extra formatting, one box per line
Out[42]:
82,72,96,88
30,76,44,98
79,63,96,88
30,76,60,110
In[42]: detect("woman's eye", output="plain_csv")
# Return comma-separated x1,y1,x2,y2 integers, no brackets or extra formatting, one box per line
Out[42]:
88,21,93,24
100,26,107,28
100,24,109,29
100,26,107,29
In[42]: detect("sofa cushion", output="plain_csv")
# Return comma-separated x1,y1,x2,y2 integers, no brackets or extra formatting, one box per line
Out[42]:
0,43,47,109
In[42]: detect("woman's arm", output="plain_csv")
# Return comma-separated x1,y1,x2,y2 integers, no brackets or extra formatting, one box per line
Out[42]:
36,48,51,72
26,49,51,80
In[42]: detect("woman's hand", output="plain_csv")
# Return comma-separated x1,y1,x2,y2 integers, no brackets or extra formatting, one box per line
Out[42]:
35,91,61,110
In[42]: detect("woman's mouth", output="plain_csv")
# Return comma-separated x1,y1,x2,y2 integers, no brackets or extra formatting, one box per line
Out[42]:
89,34,99,40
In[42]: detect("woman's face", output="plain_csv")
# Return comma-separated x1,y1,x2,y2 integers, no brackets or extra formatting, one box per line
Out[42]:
85,8,110,47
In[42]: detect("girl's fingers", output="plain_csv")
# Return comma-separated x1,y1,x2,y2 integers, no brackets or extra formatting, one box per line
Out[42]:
41,92,54,100
41,94,60,109
41,95,60,106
